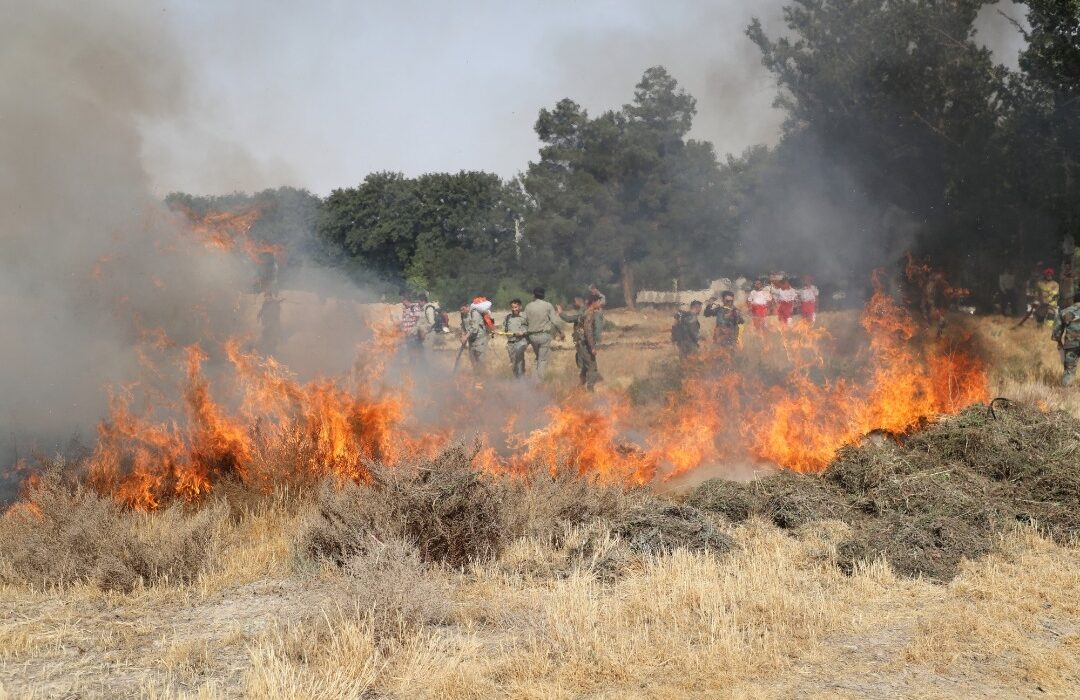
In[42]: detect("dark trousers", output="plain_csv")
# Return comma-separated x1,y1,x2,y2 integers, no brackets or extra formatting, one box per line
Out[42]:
575,342,600,390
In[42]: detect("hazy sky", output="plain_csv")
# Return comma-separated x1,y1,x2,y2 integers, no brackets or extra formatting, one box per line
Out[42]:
139,0,1028,197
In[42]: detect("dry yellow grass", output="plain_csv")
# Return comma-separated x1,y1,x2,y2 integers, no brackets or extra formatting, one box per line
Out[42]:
3,516,1077,698
2,311,1079,698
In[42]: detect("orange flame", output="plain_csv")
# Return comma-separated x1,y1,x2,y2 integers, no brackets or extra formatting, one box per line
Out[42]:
58,267,988,510
177,206,282,263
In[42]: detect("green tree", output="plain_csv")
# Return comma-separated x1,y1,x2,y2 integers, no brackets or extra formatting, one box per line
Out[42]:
1003,1,1080,271
748,1,1009,285
317,171,524,304
318,172,419,287
522,67,735,307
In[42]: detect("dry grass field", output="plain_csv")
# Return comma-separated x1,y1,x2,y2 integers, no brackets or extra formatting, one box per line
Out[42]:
1,310,1079,699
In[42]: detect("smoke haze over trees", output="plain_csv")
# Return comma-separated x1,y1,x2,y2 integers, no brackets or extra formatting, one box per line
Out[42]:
171,1,1077,307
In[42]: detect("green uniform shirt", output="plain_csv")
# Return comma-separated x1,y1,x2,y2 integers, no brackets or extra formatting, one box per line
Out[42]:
524,298,559,335
1053,303,1080,349
562,307,602,349
465,309,489,347
503,313,528,337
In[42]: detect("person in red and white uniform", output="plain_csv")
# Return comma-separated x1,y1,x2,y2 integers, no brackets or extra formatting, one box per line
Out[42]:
798,275,819,324
772,277,798,327
746,278,773,331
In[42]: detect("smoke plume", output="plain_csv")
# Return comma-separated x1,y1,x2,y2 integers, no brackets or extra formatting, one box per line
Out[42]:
0,0,361,469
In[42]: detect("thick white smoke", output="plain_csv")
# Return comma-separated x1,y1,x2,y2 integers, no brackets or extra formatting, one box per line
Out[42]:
0,0,363,468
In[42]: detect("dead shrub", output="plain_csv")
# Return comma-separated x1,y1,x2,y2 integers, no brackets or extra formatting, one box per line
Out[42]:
562,524,637,582
684,479,758,522
825,442,912,495
608,502,734,556
504,465,645,541
836,514,992,581
907,403,1080,485
0,466,225,591
822,402,1080,579
754,471,848,529
298,444,511,569
342,538,454,639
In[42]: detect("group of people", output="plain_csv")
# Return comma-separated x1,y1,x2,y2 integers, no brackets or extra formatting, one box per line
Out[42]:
745,275,820,330
669,275,819,358
399,269,1080,388
400,276,820,386
400,285,607,390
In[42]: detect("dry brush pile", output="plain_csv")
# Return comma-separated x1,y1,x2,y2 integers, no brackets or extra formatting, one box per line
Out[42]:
688,401,1080,580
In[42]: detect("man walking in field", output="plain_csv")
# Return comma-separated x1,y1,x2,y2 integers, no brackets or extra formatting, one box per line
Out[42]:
671,300,703,358
524,287,561,380
1052,291,1080,387
503,298,529,378
704,291,744,349
559,293,604,390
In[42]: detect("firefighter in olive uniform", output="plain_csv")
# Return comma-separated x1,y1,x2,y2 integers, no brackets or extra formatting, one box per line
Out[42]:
1052,292,1080,386
503,298,529,378
559,293,604,390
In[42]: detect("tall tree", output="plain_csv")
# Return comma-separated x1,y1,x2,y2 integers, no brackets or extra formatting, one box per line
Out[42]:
748,1,1009,284
1004,0,1080,270
522,67,734,307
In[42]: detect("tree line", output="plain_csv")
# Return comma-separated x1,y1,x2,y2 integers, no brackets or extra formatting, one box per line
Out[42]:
168,1,1080,308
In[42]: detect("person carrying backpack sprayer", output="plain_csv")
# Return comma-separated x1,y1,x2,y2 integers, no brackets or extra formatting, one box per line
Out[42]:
457,296,494,374
418,292,451,344
671,300,703,358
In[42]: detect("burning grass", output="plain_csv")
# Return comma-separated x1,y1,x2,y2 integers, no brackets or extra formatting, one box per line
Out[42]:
59,282,993,512
3,289,1079,695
